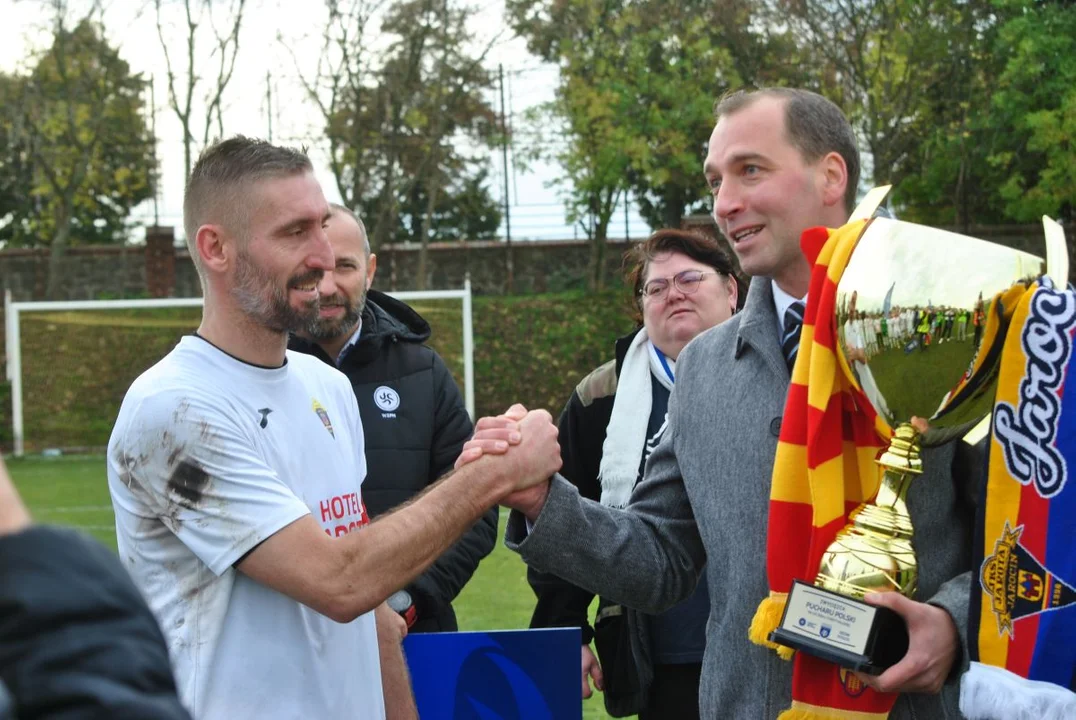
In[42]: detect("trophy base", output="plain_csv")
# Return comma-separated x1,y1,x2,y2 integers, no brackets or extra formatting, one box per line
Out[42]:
768,580,909,675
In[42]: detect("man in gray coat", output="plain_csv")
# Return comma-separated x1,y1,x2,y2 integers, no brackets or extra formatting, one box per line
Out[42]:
464,88,975,718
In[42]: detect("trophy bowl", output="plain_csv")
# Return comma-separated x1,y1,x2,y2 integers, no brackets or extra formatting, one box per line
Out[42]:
770,217,1044,674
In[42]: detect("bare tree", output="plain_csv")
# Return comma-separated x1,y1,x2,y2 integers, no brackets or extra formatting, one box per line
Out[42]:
285,0,503,271
154,0,246,181
283,0,389,211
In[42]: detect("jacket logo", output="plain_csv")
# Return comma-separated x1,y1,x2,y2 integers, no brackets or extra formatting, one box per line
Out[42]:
374,386,400,412
311,398,335,438
257,408,272,428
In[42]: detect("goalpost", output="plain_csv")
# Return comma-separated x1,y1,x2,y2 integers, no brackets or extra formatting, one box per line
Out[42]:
3,280,474,457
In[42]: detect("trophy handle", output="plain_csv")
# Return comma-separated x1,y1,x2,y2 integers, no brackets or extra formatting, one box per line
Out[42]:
1043,216,1069,288
849,185,893,221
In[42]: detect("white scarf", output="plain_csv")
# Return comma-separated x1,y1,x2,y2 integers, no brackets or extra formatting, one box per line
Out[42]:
960,662,1076,720
597,329,675,509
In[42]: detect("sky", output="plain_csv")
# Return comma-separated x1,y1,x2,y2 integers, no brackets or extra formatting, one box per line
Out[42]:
0,0,657,244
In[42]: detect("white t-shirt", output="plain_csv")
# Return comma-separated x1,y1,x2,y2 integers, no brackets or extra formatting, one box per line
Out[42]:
107,335,385,720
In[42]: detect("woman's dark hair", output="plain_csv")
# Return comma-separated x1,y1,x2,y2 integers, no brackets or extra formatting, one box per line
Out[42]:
624,228,743,324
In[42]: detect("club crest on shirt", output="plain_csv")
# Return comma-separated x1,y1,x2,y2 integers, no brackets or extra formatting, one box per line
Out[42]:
311,398,335,438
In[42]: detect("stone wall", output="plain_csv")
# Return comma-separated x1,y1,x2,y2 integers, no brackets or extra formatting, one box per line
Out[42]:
0,245,147,301
0,220,1063,302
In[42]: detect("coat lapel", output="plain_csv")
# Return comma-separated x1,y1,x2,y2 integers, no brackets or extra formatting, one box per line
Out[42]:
735,278,789,383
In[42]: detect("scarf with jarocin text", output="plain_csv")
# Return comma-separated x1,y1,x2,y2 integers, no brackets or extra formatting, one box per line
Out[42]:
962,278,1076,720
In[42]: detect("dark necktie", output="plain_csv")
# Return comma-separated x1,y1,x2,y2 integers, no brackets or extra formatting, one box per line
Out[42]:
782,301,806,373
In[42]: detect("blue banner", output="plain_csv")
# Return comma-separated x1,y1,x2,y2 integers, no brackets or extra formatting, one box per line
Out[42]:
403,628,581,720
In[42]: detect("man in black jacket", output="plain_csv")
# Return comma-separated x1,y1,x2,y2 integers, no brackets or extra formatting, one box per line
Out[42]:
290,203,496,633
0,457,191,720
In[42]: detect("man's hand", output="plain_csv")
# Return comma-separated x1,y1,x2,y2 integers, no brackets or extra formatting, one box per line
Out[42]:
581,644,604,699
855,592,959,694
455,404,527,469
501,409,561,493
375,602,408,645
456,403,559,517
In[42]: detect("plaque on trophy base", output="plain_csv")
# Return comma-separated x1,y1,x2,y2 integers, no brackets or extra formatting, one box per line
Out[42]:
770,580,909,675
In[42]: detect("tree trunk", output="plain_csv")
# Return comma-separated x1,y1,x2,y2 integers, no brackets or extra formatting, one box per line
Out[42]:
416,182,440,291
45,203,73,300
589,235,606,292
589,216,609,292
662,185,684,229
183,131,192,184
371,157,395,254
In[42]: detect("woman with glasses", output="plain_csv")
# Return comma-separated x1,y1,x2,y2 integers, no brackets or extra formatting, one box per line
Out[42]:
528,229,740,719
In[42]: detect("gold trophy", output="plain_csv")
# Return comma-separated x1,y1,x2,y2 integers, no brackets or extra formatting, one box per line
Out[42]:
770,216,1044,673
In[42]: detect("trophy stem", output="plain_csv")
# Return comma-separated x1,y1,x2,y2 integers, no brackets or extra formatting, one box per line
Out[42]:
814,423,921,599
850,423,921,540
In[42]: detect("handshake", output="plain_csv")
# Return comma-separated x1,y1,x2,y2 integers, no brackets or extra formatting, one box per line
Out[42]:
455,404,562,519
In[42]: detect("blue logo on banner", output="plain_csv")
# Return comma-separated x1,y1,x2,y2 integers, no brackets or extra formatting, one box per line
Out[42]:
820,625,832,639
404,628,580,720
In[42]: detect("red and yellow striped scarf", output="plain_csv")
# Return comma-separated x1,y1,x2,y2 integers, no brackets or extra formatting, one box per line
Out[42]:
748,220,895,719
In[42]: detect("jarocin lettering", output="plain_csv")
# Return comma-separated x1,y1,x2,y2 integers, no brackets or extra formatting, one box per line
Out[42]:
993,288,1075,499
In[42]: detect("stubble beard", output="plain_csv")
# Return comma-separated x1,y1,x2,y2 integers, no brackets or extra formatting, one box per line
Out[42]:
306,288,366,342
231,248,322,334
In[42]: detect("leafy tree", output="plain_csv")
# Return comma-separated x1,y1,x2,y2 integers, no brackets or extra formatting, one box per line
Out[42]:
364,166,501,244
510,0,634,290
0,73,35,242
987,0,1075,226
507,0,810,266
1,16,155,298
292,0,501,287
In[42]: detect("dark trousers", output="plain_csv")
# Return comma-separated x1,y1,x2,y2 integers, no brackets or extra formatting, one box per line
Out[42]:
638,662,702,720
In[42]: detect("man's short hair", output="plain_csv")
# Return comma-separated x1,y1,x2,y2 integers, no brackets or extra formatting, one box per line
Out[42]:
183,136,313,275
714,88,860,214
328,204,371,257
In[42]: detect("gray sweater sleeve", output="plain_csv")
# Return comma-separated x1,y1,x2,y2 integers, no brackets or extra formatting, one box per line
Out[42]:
505,387,706,615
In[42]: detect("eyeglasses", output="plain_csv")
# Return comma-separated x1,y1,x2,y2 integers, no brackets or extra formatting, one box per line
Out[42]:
641,270,722,300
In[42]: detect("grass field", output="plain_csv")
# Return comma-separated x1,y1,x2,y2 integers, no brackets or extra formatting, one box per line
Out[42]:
9,454,622,720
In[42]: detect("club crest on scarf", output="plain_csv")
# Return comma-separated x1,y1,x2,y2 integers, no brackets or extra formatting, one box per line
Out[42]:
980,522,1076,638
838,667,867,698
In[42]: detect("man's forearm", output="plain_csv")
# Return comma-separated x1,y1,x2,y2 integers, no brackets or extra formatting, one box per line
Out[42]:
333,458,506,619
409,505,497,608
376,604,418,720
380,639,417,720
242,408,558,624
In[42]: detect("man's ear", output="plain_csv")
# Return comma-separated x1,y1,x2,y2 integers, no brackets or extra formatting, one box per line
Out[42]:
366,253,377,290
196,225,230,273
819,151,848,209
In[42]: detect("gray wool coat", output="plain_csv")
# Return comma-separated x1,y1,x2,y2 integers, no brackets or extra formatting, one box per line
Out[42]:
507,277,975,719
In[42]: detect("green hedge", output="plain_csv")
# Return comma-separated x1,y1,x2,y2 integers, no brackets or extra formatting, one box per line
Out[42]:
0,291,636,452
473,290,635,418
